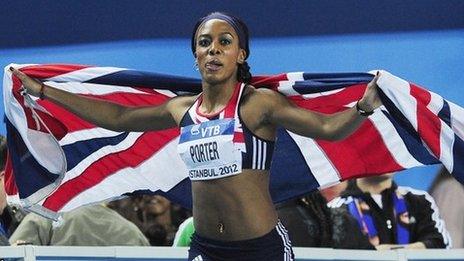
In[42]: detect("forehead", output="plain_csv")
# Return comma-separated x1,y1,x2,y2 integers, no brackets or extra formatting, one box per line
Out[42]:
196,19,238,37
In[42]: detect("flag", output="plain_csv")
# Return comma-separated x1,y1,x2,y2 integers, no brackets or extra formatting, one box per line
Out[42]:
3,64,464,217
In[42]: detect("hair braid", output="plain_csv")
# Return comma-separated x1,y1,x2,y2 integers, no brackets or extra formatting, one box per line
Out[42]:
237,62,252,84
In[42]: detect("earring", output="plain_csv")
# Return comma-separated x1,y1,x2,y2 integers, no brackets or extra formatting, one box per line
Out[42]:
194,61,199,71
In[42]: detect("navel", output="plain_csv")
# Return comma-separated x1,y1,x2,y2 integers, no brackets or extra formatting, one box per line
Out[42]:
218,222,225,234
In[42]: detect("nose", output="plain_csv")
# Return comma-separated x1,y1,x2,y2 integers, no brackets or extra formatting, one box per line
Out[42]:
208,40,221,55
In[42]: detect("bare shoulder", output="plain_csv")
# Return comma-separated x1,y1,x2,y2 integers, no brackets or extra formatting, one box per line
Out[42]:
167,94,197,108
166,94,198,124
241,85,287,110
239,85,287,134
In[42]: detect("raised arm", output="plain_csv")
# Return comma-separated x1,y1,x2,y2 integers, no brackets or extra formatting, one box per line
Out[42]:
10,67,182,132
265,73,381,141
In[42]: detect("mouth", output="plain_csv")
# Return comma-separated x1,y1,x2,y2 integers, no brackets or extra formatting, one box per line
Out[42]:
205,59,223,71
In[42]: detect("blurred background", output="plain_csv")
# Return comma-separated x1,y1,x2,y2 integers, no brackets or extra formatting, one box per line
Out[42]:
1,0,463,190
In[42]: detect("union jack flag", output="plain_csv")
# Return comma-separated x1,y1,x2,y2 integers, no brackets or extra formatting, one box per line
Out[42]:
3,64,464,218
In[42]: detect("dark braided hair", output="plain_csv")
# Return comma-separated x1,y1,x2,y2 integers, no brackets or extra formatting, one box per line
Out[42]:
238,61,252,84
299,191,333,247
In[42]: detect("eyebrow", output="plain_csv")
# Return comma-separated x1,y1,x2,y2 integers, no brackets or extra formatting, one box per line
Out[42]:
198,32,234,38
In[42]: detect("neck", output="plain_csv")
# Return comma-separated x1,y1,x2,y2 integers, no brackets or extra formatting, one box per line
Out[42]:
356,177,393,194
200,79,238,114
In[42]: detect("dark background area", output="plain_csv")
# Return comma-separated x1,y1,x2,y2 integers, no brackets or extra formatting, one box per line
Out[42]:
1,0,463,48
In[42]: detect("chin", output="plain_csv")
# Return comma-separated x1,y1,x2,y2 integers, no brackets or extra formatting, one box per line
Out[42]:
203,75,226,85
201,71,235,85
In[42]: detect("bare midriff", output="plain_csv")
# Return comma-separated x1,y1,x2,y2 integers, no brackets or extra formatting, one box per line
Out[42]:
192,169,278,241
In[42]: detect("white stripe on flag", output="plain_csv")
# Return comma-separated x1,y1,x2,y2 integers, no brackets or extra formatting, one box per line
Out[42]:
278,72,304,96
427,92,444,116
286,72,304,81
302,88,345,99
277,81,300,96
288,131,340,188
153,89,177,98
377,71,419,131
59,128,123,146
45,82,148,96
62,132,144,183
370,110,423,169
449,101,464,139
439,122,455,172
46,67,126,82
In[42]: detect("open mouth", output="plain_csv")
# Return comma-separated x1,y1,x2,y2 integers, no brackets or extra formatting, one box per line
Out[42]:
205,60,223,71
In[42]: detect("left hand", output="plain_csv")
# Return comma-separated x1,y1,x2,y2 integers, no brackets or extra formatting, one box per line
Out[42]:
358,72,382,112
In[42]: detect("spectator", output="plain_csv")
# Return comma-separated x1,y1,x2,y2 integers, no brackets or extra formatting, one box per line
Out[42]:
9,204,149,246
0,135,26,246
109,195,191,246
328,173,451,250
276,191,373,249
429,166,464,248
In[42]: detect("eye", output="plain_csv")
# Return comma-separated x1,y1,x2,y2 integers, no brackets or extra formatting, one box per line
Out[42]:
220,38,232,45
198,38,210,47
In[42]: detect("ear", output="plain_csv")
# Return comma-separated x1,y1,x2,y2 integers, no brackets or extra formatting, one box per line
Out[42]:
237,49,246,64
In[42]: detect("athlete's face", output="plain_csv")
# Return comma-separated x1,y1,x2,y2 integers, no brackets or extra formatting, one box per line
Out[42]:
139,195,171,216
194,19,246,85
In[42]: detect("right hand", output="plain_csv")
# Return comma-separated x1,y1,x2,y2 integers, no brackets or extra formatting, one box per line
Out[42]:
358,72,382,112
10,67,43,97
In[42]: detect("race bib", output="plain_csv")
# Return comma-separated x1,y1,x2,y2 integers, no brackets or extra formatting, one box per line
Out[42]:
178,118,242,180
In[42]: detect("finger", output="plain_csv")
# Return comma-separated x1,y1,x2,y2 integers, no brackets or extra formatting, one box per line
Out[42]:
10,67,28,81
10,67,22,77
368,72,381,88
373,71,381,83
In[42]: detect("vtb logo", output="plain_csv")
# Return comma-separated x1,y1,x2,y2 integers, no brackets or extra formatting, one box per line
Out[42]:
190,125,200,136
